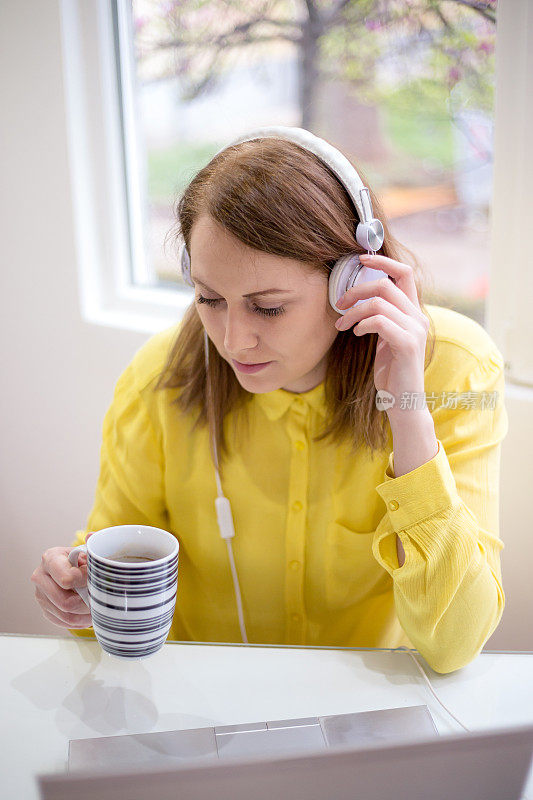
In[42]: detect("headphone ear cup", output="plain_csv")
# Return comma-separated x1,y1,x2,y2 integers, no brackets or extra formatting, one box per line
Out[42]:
329,254,391,316
328,254,361,314
179,240,194,288
353,265,390,291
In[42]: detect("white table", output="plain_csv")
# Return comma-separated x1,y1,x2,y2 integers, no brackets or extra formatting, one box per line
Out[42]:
2,634,533,799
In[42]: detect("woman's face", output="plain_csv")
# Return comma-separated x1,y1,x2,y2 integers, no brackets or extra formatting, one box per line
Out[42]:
189,214,339,393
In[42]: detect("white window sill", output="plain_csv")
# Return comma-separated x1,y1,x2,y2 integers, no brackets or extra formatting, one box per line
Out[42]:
81,284,192,335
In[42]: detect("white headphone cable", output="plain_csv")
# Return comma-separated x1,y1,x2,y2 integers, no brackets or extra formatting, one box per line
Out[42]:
400,649,533,799
204,330,249,644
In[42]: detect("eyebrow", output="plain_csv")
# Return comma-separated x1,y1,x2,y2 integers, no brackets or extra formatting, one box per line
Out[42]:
192,277,295,298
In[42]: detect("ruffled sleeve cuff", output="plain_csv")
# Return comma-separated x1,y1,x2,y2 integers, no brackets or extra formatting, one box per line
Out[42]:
374,439,462,534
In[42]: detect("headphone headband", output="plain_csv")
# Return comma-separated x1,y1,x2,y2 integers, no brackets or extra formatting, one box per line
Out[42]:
179,126,384,288
221,126,374,225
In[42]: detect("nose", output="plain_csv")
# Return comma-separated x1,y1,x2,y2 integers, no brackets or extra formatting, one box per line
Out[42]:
223,306,259,356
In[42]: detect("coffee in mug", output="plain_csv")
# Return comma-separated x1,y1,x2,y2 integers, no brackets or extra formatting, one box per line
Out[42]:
107,553,159,563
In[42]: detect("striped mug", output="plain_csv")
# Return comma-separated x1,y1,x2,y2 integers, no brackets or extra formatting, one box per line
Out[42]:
68,525,179,660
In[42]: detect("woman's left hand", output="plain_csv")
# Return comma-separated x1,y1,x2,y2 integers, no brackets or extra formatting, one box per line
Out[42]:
334,254,430,412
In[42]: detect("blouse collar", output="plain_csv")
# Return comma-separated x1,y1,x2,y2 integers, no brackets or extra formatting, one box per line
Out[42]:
254,380,326,421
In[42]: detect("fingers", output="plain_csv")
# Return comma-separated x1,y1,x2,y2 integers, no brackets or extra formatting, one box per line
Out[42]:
31,537,95,629
43,547,87,590
337,275,423,321
336,294,416,334
41,607,68,628
35,568,88,614
39,599,92,629
353,314,419,353
34,585,92,628
359,254,421,309
50,534,94,588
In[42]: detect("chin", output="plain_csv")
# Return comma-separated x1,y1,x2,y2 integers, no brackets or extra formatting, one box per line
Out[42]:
234,372,282,392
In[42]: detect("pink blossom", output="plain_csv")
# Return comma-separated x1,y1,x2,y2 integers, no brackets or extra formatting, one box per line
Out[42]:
469,273,489,300
134,15,148,32
478,41,495,55
365,19,383,30
447,66,461,87
449,67,460,81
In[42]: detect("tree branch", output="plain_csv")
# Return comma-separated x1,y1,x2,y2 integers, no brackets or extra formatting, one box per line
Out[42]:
446,0,496,24
146,29,300,55
323,0,358,27
146,12,301,55
430,4,454,31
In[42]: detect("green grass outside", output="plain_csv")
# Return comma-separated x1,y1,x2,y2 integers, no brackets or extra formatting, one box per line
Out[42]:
147,141,223,205
380,80,456,176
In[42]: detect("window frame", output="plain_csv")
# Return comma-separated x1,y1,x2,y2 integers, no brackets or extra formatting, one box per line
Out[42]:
60,0,190,334
60,0,533,389
485,0,533,388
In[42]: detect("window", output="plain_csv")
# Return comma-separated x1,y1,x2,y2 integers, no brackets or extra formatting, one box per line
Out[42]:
131,0,497,325
60,0,533,387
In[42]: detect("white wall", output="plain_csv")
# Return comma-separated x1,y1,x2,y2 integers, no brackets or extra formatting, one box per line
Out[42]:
0,0,530,651
0,0,151,636
486,389,533,650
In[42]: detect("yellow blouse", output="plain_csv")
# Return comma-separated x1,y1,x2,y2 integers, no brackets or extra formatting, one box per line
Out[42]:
69,304,508,673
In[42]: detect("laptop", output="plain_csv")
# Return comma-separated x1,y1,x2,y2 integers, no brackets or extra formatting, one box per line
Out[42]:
36,706,533,800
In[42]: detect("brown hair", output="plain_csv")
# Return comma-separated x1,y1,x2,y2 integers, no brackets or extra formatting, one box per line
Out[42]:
155,137,436,466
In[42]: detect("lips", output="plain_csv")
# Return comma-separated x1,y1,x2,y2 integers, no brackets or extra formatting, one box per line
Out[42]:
231,359,273,373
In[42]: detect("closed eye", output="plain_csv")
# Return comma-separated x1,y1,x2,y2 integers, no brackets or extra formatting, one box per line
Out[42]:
196,296,286,317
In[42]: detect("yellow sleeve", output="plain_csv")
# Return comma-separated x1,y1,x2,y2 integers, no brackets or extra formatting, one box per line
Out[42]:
68,361,169,640
372,347,508,673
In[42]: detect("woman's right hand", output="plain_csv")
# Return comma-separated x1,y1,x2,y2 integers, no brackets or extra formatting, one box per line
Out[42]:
31,533,95,629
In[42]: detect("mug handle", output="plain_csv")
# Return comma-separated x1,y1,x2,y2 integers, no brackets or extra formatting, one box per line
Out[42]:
68,545,90,608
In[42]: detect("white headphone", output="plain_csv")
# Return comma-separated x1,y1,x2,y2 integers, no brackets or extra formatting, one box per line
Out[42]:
179,126,389,314
178,127,389,643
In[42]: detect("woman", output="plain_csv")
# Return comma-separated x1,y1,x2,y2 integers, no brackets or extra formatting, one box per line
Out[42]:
31,129,508,673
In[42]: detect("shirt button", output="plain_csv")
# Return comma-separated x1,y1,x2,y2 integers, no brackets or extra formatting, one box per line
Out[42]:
292,501,303,513
388,500,399,511
289,560,301,571
291,613,300,623
295,440,305,451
